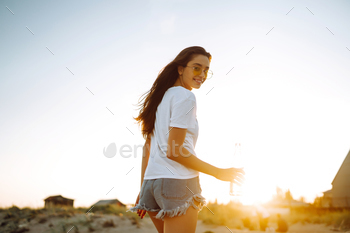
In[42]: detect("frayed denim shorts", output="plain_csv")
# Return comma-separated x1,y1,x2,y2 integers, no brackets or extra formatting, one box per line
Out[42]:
127,176,206,221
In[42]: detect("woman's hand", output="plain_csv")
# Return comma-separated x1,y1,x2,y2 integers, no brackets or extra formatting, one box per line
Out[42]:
214,167,245,185
135,193,146,219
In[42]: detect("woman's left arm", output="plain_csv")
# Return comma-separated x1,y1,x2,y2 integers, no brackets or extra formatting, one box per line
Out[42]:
140,135,151,189
136,135,151,219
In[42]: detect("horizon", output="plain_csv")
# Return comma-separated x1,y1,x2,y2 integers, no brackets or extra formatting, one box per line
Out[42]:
0,191,314,209
0,181,339,209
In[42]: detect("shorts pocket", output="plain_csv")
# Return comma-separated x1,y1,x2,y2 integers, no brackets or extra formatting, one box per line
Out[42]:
161,178,188,199
185,176,201,195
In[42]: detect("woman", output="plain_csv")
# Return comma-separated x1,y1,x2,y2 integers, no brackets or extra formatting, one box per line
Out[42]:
128,46,245,233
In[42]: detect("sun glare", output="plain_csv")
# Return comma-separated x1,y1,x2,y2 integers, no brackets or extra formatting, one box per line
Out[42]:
238,166,277,205
223,143,276,205
207,172,275,206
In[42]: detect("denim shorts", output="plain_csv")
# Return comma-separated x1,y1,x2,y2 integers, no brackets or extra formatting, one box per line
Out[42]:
127,176,206,221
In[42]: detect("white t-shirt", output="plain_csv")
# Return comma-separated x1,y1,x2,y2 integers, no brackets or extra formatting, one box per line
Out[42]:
143,86,199,179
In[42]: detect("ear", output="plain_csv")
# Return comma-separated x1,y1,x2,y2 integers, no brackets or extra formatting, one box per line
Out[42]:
177,66,184,76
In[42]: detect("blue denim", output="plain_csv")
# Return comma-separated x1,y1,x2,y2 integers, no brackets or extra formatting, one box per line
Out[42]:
127,176,206,221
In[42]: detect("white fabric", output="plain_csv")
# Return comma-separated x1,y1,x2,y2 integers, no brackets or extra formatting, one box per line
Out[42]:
143,86,199,179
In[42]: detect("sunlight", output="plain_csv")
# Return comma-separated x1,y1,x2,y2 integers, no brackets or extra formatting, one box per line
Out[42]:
206,173,275,206
218,142,276,205
233,166,276,206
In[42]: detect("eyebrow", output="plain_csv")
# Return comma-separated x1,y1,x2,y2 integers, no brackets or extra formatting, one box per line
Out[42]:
192,63,209,69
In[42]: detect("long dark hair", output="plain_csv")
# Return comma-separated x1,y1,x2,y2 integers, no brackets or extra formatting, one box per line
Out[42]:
134,46,212,140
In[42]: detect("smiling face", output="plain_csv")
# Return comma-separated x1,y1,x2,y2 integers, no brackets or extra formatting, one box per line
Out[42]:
174,54,211,91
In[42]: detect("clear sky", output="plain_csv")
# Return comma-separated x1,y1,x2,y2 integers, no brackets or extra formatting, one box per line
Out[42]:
1,0,350,208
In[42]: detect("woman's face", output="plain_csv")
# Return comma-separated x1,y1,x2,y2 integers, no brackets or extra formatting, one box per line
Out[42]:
177,54,210,91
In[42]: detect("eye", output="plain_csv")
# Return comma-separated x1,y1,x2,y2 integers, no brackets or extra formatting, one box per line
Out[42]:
194,66,201,71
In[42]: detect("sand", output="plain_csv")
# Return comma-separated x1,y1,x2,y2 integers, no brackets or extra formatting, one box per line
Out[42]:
0,210,343,233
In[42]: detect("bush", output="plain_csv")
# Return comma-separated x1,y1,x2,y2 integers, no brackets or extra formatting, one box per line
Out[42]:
129,215,140,228
102,219,115,228
38,217,47,223
286,207,350,230
10,228,30,233
198,201,245,229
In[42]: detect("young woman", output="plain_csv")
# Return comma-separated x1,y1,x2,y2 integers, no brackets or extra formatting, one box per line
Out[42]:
128,46,245,233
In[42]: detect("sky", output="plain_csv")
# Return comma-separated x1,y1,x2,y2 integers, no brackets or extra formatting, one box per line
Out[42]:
1,0,350,209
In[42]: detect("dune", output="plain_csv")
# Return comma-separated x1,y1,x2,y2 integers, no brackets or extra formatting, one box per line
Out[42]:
0,208,342,233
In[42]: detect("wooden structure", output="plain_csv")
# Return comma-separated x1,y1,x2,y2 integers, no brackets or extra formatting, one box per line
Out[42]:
321,189,333,207
44,195,74,208
92,199,126,208
267,199,310,208
330,150,350,207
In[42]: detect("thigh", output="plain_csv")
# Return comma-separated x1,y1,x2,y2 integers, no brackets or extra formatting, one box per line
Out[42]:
147,211,164,233
155,177,203,233
163,204,199,233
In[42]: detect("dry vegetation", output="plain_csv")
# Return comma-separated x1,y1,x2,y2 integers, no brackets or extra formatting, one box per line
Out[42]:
286,207,350,231
198,200,247,229
1,203,349,232
0,204,141,233
197,201,350,232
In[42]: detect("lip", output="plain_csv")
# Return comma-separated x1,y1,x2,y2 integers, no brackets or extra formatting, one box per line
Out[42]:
193,78,203,84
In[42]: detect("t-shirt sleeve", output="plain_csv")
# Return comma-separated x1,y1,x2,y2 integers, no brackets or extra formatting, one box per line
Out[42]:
170,98,196,129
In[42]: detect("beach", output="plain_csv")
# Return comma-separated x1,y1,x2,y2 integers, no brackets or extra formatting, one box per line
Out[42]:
0,210,340,233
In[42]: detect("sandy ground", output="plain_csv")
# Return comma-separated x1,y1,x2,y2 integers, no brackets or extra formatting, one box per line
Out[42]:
1,211,344,233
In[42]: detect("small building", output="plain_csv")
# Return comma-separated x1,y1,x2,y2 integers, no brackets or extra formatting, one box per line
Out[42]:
321,189,333,207
330,150,350,207
92,199,126,208
267,199,310,208
44,195,74,209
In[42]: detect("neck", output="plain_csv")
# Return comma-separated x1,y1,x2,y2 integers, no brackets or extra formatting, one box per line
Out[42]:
173,77,192,91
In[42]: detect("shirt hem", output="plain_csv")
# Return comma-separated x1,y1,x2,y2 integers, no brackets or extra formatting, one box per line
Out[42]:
144,173,199,180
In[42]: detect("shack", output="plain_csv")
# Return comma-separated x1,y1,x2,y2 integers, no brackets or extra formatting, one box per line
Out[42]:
92,199,126,208
330,150,350,207
44,195,74,208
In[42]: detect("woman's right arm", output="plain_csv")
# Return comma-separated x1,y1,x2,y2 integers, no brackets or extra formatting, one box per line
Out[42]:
166,127,245,183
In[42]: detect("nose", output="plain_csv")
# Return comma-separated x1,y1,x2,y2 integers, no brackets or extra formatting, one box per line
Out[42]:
199,69,206,78
201,72,208,82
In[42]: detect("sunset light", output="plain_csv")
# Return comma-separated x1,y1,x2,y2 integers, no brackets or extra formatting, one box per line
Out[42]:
1,2,350,233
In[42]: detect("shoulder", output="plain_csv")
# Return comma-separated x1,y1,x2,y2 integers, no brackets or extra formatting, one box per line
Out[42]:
167,86,196,104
